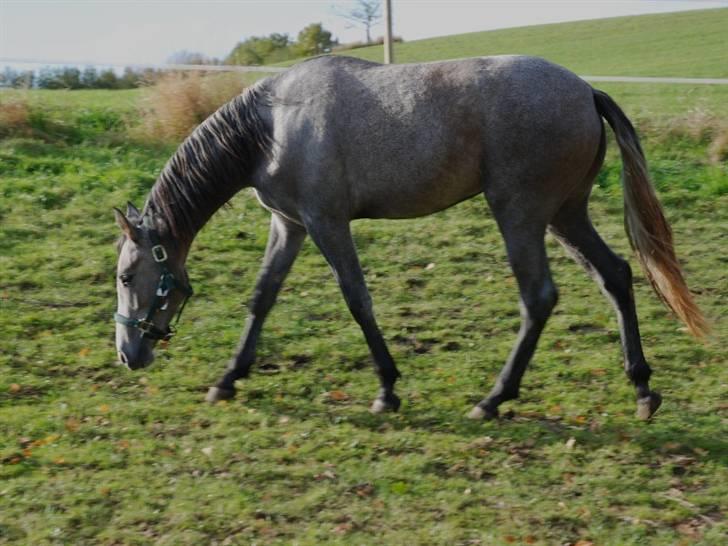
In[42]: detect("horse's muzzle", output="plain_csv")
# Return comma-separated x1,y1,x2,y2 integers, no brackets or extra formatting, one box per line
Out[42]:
117,346,154,370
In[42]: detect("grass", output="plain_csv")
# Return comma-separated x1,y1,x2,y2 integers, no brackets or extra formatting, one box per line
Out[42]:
340,8,728,78
329,8,728,119
1,9,727,544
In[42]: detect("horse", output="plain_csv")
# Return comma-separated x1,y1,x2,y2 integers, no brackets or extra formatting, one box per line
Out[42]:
113,55,707,421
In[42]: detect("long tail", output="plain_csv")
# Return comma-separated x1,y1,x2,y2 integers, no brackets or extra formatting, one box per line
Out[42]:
593,89,709,338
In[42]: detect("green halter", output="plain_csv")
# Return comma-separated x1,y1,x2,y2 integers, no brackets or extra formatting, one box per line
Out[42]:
114,220,193,341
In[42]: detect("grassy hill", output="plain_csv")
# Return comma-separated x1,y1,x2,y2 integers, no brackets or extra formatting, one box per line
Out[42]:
1,9,726,546
338,8,728,78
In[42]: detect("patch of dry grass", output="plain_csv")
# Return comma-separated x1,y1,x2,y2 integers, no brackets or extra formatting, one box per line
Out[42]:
133,72,247,142
639,108,728,164
0,94,32,137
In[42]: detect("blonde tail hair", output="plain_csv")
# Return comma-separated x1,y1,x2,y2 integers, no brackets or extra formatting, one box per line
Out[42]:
593,89,708,338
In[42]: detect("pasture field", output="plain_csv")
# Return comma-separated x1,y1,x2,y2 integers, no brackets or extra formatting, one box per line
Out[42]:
340,8,728,79
1,11,727,544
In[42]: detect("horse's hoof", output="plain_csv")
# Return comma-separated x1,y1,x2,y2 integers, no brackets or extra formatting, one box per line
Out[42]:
205,386,236,403
370,393,401,414
467,405,499,420
636,391,662,421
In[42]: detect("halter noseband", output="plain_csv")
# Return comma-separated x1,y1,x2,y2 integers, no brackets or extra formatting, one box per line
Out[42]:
114,221,193,341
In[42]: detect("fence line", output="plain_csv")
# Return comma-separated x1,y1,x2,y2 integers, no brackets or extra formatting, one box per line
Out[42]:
0,58,287,74
580,75,728,85
2,57,728,84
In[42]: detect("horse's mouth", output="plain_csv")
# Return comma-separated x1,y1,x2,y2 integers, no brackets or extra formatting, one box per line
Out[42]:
117,349,154,370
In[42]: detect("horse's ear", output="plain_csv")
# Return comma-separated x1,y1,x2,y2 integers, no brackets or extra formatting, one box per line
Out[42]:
126,201,141,220
114,207,140,243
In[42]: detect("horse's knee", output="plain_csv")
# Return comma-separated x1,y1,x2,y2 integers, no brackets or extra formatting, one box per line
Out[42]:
523,282,558,325
345,291,374,324
603,257,633,303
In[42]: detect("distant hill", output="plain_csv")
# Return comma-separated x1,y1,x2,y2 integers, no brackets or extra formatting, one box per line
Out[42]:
335,8,728,78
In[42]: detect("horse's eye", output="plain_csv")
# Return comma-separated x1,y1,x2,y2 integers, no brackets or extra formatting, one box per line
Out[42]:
119,274,134,286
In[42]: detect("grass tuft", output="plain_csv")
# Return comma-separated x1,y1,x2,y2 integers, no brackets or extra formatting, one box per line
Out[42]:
133,72,247,142
0,95,32,137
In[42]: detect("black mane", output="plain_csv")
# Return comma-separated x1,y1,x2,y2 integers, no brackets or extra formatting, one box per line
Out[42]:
145,82,273,244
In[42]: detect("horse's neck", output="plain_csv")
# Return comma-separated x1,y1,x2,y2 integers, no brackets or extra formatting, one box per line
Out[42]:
147,87,271,250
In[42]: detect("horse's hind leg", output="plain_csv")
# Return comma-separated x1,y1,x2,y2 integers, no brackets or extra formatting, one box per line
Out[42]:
304,218,401,413
550,206,661,420
469,219,558,420
206,214,306,402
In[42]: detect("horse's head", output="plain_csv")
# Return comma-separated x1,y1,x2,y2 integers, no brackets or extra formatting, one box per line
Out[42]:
113,203,192,370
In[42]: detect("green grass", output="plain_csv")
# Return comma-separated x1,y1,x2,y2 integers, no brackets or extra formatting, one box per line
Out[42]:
327,8,728,118
341,8,728,78
1,10,727,543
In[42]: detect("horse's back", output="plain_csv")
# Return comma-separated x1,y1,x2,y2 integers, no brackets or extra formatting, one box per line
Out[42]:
257,55,602,221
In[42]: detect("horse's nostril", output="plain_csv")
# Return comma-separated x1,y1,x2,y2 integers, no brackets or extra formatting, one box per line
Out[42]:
118,351,128,365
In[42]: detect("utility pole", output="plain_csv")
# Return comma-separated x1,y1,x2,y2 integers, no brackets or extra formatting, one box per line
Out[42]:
383,0,394,64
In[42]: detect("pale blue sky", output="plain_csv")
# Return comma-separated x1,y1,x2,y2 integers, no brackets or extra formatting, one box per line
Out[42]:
1,0,726,66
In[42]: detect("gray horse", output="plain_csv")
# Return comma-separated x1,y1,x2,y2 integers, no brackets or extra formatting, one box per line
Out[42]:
114,55,706,420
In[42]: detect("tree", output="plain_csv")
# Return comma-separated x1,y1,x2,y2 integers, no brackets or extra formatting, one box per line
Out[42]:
336,0,381,44
81,67,98,88
294,23,337,57
119,67,142,89
96,69,119,89
226,33,292,65
58,67,81,89
37,67,64,89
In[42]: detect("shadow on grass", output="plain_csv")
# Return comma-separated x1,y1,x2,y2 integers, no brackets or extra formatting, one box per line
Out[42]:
230,386,728,466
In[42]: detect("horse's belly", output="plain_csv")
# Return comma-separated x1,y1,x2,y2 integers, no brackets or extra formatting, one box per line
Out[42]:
352,136,483,219
355,175,482,219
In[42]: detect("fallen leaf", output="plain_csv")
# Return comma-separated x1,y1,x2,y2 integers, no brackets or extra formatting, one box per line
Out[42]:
98,404,110,413
201,446,214,457
314,470,337,481
9,384,21,393
353,483,374,497
328,390,349,401
333,522,352,534
565,437,577,450
78,347,90,357
64,418,80,432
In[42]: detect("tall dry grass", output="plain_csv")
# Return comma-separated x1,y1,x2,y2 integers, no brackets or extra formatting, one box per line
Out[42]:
133,72,247,143
643,109,728,164
0,94,32,137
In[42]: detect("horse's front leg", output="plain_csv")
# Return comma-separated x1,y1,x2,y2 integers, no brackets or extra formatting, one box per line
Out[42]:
206,214,306,402
305,217,401,413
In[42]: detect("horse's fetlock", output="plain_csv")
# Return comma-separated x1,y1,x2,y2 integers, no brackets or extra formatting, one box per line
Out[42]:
628,360,652,384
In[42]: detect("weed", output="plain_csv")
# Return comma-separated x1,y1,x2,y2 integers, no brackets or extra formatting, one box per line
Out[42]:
0,95,31,137
133,72,247,142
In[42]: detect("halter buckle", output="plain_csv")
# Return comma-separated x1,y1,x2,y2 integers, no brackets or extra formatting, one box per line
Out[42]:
151,245,168,262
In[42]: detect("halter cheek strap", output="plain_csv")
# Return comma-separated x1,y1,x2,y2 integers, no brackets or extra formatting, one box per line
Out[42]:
114,223,193,341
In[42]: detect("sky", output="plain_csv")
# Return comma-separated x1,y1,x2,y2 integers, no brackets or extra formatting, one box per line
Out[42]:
1,0,727,67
